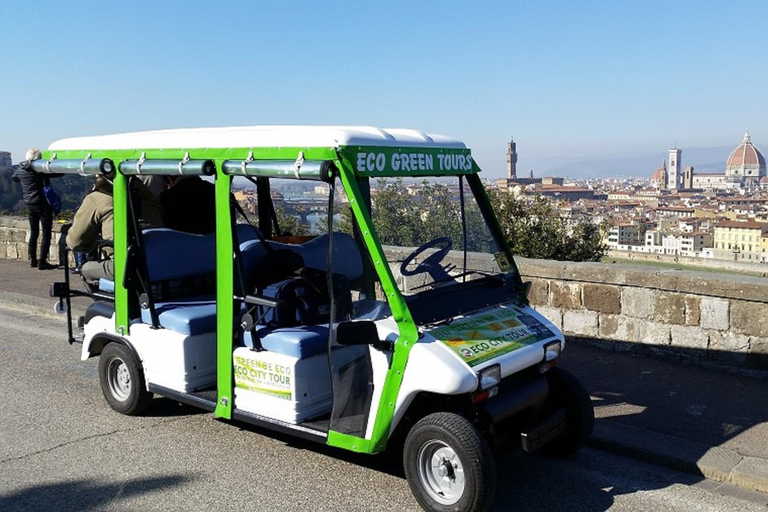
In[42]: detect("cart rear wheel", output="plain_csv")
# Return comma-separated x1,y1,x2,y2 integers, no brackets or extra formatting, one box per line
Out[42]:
541,367,594,456
98,343,152,415
404,412,496,512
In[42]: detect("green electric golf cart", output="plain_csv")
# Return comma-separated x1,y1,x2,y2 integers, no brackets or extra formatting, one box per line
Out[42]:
35,125,593,512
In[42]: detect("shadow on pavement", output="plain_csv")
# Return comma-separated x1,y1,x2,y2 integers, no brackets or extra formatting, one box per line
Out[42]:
228,417,674,512
0,475,191,512
139,397,210,418
562,339,768,466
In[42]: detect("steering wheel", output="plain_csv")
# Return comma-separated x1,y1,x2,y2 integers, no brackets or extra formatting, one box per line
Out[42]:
400,237,454,284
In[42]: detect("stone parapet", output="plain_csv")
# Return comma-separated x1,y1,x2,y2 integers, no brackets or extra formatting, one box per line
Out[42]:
1,214,766,373
0,215,69,265
516,257,768,373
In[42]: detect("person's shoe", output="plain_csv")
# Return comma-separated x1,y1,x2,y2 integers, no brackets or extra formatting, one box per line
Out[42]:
38,261,58,270
30,258,38,268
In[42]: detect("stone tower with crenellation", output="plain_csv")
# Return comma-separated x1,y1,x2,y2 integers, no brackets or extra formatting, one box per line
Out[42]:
506,137,517,180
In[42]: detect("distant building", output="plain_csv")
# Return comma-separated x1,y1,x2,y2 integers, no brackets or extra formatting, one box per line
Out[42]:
606,224,642,248
683,166,694,190
651,160,668,189
713,220,768,261
506,137,517,180
691,131,765,191
661,232,712,256
0,151,11,169
668,147,682,191
497,136,563,189
537,185,594,202
655,206,695,218
643,229,713,256
726,131,766,186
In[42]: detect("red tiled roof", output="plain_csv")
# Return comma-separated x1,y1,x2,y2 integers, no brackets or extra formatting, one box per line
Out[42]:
715,220,768,230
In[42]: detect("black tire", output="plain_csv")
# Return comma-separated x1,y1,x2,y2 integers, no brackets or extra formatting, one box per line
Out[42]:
541,367,594,456
403,412,496,512
98,343,152,415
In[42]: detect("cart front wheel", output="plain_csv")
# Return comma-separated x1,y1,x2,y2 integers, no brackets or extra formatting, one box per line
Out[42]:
541,367,594,456
98,343,152,415
404,412,496,512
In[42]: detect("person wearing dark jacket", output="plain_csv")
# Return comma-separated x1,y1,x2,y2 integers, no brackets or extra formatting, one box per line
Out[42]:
12,148,61,270
160,176,217,235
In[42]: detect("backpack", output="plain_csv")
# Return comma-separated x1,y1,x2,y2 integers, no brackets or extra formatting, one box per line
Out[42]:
260,269,352,328
43,182,62,215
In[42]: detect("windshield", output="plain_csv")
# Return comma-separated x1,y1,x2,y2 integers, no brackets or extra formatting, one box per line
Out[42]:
371,178,516,323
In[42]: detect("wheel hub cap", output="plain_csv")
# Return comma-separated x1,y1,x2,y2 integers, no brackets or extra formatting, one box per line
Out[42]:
417,440,465,505
108,358,131,401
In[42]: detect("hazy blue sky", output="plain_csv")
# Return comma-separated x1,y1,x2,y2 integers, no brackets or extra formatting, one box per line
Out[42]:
1,1,766,177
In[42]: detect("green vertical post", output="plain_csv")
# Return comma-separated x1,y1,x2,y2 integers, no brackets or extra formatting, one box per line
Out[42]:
326,157,419,453
113,172,129,333
214,171,234,419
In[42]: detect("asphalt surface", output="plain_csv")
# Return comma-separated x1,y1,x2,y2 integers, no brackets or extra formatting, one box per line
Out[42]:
1,257,768,510
563,342,768,460
1,308,767,512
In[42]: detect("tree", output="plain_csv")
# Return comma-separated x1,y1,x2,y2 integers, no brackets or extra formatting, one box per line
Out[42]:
274,206,310,236
370,179,423,246
488,191,607,262
370,179,495,253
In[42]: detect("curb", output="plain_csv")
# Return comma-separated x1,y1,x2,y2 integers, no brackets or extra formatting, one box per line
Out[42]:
591,419,768,494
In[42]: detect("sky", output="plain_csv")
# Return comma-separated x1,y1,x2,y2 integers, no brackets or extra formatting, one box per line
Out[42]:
1,1,767,178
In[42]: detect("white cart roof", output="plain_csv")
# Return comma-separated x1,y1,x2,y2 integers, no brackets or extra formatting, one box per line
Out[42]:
49,125,468,151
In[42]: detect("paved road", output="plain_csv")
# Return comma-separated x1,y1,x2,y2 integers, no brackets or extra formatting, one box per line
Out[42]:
1,307,767,512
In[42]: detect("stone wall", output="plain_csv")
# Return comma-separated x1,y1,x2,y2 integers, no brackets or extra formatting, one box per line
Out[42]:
1,214,766,373
518,257,768,373
384,244,767,373
607,249,768,277
0,215,69,264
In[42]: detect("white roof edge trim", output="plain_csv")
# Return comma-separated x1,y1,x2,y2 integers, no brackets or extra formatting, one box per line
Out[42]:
48,125,468,151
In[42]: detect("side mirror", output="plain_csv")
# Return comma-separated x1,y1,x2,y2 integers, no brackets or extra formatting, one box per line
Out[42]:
336,321,379,346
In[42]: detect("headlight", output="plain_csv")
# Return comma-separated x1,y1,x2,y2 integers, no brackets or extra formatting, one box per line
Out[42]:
543,340,562,362
471,364,501,404
478,364,501,390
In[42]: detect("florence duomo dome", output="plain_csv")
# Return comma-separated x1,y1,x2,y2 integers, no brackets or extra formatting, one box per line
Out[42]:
726,130,766,181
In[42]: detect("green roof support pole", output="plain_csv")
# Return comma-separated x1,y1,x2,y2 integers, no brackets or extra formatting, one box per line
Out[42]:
214,170,234,419
113,172,130,334
326,153,419,453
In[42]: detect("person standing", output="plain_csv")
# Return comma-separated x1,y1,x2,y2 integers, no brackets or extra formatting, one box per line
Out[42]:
12,148,59,270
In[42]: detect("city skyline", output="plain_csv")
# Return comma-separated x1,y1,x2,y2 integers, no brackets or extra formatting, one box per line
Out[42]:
1,1,766,178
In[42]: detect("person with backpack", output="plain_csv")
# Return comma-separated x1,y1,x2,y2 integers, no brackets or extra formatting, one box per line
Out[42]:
11,148,61,270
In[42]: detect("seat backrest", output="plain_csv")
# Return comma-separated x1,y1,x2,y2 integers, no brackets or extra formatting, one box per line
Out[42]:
142,224,261,283
142,228,216,282
239,232,364,282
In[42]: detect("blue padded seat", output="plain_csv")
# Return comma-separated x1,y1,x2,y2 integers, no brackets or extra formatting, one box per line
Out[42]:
242,326,329,359
141,299,217,336
97,224,260,293
142,229,216,282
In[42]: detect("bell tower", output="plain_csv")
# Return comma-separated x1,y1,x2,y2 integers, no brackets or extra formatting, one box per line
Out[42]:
506,137,518,180
668,147,682,191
